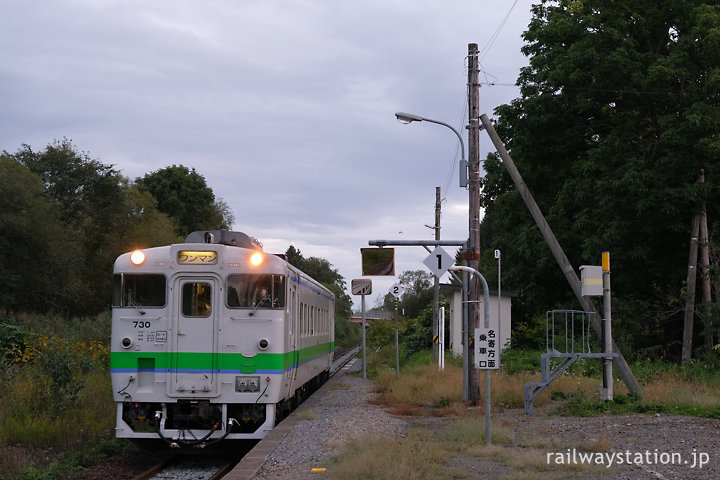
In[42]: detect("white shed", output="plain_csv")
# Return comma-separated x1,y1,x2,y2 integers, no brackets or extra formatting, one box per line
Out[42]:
440,284,517,357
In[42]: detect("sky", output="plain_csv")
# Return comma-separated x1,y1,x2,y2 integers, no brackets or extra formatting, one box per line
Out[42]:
1,0,535,309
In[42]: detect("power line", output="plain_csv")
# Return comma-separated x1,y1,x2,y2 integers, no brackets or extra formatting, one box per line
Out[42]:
478,0,520,85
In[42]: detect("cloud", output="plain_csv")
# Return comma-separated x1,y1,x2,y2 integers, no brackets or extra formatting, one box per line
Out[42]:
1,0,533,307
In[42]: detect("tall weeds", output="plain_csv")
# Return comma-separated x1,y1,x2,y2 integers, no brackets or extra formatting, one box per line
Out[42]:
368,348,720,417
0,315,115,479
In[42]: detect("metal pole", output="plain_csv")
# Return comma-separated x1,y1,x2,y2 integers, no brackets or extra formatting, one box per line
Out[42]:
462,269,469,401
496,249,502,366
395,297,400,379
450,265,491,443
361,294,367,379
485,369,491,444
433,187,441,364
601,252,612,400
394,113,466,188
439,306,445,370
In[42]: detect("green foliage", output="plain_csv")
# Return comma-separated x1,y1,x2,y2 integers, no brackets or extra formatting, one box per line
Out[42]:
284,245,354,322
136,164,234,237
481,0,720,357
3,439,131,480
0,154,80,315
0,323,27,357
561,394,720,419
380,270,435,319
0,315,116,479
2,141,179,316
401,305,434,357
334,316,361,349
499,348,544,375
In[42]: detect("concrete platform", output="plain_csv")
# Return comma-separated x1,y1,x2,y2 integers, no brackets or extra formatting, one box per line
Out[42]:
224,356,362,480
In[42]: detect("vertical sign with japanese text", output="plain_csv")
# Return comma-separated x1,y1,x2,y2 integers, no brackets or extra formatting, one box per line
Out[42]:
474,327,500,369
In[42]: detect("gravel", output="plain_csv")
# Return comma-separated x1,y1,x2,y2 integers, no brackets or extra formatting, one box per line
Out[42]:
249,359,720,480
515,412,720,479
250,359,408,479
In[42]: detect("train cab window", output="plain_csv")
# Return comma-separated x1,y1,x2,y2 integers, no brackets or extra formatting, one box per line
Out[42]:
113,274,166,307
226,274,285,309
182,282,212,317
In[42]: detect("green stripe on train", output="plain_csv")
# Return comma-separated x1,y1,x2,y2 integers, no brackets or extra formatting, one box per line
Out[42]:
111,341,334,373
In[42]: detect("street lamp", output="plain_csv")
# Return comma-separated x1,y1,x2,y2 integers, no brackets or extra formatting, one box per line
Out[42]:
395,112,468,187
395,110,473,401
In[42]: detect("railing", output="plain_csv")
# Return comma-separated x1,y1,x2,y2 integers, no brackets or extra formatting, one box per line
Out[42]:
524,310,618,415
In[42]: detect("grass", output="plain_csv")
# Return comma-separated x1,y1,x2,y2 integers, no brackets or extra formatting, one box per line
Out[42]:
322,347,720,479
328,431,448,480
326,415,619,480
298,409,318,421
367,348,720,418
0,314,117,479
2,311,719,479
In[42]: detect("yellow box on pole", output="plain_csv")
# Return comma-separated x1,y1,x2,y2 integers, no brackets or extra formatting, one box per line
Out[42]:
602,251,610,272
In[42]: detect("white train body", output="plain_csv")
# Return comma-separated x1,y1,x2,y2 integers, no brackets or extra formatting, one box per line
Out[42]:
110,230,334,446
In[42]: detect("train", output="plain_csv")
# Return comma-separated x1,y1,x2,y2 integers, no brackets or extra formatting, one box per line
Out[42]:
110,230,335,448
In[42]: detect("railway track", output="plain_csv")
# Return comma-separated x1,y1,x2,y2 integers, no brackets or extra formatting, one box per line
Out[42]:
131,454,239,480
330,344,360,376
130,345,359,480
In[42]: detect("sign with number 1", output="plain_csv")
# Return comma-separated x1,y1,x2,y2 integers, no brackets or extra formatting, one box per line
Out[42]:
423,246,454,278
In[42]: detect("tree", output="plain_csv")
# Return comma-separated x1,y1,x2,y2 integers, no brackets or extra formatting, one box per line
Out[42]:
284,246,355,340
397,270,434,319
4,141,180,315
105,183,182,254
10,139,129,314
480,0,720,358
136,165,234,238
0,155,80,313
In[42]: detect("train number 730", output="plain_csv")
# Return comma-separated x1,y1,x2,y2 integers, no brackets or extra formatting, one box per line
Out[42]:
133,321,151,328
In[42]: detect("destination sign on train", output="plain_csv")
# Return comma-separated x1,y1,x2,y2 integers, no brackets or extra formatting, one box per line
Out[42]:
177,250,218,265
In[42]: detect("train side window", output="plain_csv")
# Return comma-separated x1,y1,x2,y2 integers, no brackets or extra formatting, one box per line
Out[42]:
302,304,307,337
182,282,212,317
113,274,166,307
226,274,285,309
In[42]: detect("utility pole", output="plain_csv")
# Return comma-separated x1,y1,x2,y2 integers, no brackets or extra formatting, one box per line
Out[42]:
682,213,700,363
698,171,713,350
465,43,481,405
432,186,441,364
700,203,713,349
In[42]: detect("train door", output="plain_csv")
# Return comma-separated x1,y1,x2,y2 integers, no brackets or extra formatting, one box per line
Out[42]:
285,284,298,390
170,276,219,396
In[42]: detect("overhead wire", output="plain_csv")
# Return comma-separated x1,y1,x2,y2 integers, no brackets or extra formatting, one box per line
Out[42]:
441,0,519,200
478,0,519,85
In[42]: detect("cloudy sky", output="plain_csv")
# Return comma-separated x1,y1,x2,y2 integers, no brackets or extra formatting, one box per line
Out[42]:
1,0,535,308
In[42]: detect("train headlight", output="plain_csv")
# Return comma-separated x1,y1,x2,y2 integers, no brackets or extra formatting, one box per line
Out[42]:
121,337,133,349
258,338,269,350
249,251,264,266
235,376,261,392
130,250,146,266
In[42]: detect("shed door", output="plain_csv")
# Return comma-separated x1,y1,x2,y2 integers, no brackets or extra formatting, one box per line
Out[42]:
170,277,219,396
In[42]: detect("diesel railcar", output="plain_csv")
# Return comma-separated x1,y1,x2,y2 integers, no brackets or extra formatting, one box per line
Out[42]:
110,230,334,447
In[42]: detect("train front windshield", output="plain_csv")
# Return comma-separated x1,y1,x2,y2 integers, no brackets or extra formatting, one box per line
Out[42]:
226,274,285,309
113,274,166,307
